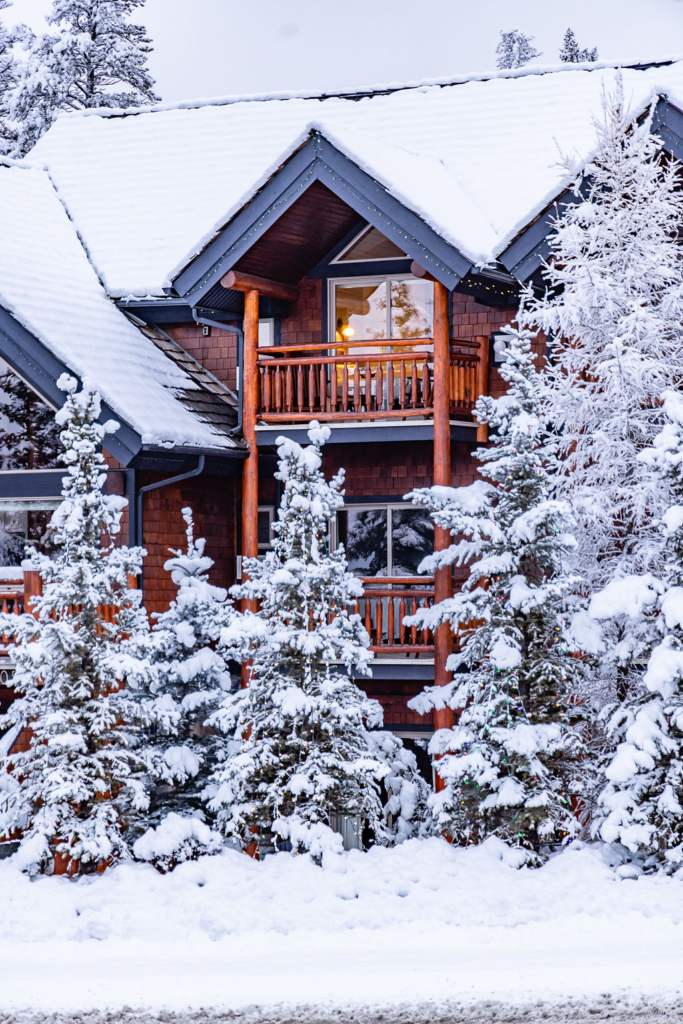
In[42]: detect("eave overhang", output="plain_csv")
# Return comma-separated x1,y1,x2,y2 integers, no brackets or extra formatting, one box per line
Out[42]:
171,133,473,302
499,97,683,283
0,304,142,466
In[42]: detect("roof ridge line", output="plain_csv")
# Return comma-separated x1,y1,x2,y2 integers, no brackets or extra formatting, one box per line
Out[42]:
47,54,683,122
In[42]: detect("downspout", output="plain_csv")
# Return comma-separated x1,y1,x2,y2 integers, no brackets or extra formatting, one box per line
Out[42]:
192,309,244,437
135,455,206,586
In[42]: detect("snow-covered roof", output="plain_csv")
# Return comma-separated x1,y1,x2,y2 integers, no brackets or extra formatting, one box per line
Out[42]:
27,59,683,298
0,162,240,452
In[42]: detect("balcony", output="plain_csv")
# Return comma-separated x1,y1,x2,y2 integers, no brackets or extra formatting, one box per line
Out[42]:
354,577,436,654
256,337,484,424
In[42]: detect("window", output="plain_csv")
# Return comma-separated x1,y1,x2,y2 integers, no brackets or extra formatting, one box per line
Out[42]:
257,506,275,550
335,504,433,578
332,224,408,263
330,276,433,347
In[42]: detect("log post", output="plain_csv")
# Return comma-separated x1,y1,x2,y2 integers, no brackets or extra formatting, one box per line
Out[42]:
432,281,453,790
241,288,260,687
23,569,42,618
475,334,490,443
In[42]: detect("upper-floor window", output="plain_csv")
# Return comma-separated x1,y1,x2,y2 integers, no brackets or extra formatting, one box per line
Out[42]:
332,224,408,263
330,275,434,345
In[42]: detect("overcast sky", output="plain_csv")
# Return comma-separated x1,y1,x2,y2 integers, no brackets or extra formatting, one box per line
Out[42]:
6,0,683,101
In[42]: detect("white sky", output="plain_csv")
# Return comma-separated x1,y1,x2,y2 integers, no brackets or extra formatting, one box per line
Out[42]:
6,0,683,101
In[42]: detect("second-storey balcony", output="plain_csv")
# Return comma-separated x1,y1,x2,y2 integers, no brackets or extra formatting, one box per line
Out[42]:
256,336,486,424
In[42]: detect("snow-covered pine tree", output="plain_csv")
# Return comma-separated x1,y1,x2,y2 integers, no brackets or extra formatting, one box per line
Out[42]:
8,0,158,156
0,369,63,562
209,423,428,857
130,507,244,868
406,324,586,860
593,390,683,870
495,30,541,70
0,375,150,875
527,75,683,592
559,28,598,63
0,1,18,151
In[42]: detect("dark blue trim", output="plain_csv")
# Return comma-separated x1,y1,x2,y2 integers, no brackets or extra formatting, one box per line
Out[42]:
353,662,434,681
500,98,683,283
0,306,142,466
174,133,472,302
256,421,477,446
0,469,65,500
309,259,413,280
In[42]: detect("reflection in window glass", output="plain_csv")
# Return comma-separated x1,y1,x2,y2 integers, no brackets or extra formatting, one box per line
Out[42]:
390,279,434,340
336,225,407,262
391,508,433,576
335,283,386,344
338,508,388,577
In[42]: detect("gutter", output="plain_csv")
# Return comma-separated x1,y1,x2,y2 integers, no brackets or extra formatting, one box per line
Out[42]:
136,456,206,588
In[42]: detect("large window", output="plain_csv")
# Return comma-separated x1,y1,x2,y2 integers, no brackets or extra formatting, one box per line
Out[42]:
335,504,433,578
330,276,434,347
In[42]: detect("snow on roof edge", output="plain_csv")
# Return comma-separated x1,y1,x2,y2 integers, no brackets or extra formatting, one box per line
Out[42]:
45,53,683,123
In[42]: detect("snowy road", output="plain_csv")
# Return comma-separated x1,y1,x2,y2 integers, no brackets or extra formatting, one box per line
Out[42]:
1,917,683,1014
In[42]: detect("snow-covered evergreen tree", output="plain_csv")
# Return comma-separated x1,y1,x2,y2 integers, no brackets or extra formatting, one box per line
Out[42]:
209,423,427,857
594,391,683,869
0,369,63,563
0,375,149,875
0,369,61,471
8,0,158,156
129,507,243,866
527,75,683,591
495,30,541,70
407,325,586,860
0,1,19,150
559,28,598,63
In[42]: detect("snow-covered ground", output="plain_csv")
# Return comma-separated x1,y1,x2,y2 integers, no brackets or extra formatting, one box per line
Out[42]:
1,837,683,1020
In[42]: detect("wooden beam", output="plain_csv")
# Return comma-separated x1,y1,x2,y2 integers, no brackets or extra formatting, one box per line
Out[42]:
432,281,454,788
475,334,490,442
221,270,300,304
241,288,260,690
410,261,438,283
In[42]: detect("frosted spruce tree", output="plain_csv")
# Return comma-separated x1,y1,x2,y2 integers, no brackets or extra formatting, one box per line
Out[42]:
210,423,428,857
528,76,683,591
594,391,683,870
8,0,158,156
0,1,20,151
559,28,598,63
524,76,683,711
130,508,244,869
0,376,149,875
495,30,541,70
407,325,586,860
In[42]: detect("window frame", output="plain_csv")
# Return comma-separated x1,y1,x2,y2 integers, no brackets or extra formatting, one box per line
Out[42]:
330,224,408,265
331,501,432,579
327,273,434,347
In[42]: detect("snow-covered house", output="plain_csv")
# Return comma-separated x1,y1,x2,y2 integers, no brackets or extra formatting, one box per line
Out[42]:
2,56,683,748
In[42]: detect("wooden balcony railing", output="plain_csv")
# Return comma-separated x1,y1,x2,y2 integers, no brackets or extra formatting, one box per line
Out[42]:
257,337,482,423
352,577,436,654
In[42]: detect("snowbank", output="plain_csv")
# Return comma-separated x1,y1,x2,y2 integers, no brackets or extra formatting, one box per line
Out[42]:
1,837,683,1013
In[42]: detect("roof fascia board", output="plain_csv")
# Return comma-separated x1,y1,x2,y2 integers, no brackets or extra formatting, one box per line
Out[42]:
174,141,319,298
0,469,65,500
0,305,142,466
314,138,471,288
651,98,683,162
500,99,683,282
176,134,472,303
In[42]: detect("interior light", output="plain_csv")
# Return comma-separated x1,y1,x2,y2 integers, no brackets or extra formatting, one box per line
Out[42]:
342,327,355,338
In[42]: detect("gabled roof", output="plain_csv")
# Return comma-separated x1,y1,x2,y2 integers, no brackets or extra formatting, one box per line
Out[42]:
27,59,683,298
0,162,243,461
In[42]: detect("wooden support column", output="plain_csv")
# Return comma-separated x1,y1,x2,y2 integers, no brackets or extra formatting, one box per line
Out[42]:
432,281,453,789
241,289,259,686
475,334,490,443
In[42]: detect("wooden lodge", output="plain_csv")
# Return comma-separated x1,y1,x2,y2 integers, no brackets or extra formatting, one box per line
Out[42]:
1,58,683,772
